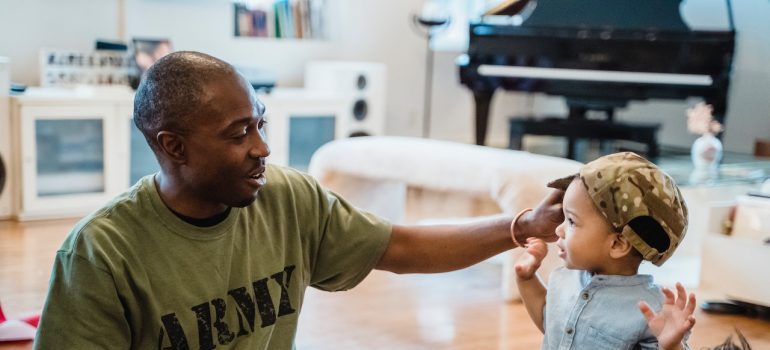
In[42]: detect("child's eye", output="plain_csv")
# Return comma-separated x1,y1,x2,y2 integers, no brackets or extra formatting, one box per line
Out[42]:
567,218,575,226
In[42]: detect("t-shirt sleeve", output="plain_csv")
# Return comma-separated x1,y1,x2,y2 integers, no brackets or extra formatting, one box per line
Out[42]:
34,250,131,349
309,189,392,292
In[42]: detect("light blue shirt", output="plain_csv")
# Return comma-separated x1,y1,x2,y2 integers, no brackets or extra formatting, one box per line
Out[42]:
542,267,690,350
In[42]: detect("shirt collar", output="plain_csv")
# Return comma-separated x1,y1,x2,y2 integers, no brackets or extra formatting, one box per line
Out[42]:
580,270,654,287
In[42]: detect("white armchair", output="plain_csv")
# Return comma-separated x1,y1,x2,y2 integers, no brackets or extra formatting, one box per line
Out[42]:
308,136,582,301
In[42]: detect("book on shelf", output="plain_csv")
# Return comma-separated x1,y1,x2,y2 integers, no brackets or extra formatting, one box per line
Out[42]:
234,0,324,39
234,2,273,37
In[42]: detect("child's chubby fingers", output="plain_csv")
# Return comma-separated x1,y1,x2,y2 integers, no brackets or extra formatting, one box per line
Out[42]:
685,292,697,316
525,238,549,260
514,260,536,279
514,249,542,279
514,262,527,275
675,282,687,309
637,300,656,322
661,287,676,305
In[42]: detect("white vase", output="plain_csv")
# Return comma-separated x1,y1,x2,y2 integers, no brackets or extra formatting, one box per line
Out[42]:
691,133,723,171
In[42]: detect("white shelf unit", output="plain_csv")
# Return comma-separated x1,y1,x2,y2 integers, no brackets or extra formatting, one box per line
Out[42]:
3,86,354,220
8,87,134,220
0,57,12,219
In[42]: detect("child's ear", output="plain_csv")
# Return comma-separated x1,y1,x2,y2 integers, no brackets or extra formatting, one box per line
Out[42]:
609,234,634,259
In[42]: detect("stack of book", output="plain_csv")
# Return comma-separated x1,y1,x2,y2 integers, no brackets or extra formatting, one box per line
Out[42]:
234,0,326,39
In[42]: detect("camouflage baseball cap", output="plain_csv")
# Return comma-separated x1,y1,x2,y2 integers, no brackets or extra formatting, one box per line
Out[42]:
548,152,688,266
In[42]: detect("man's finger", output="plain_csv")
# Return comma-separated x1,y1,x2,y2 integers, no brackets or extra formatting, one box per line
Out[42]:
547,189,565,204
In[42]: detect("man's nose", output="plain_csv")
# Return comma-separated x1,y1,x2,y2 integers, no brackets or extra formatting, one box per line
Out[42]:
249,133,270,159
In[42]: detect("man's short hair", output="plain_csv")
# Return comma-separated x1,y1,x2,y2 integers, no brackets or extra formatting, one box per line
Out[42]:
133,51,235,152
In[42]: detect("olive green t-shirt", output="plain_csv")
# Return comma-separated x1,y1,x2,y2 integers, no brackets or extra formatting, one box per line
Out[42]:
35,165,392,349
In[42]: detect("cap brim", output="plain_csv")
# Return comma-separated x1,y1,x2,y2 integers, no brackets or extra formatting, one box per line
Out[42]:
547,174,578,190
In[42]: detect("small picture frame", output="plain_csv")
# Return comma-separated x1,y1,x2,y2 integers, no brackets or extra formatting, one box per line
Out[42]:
128,38,172,89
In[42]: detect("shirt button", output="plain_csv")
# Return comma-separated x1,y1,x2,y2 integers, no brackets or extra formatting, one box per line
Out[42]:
582,292,589,300
566,327,574,335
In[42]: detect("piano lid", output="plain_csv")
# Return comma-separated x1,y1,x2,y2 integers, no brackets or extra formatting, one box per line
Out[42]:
484,0,689,31
483,0,530,17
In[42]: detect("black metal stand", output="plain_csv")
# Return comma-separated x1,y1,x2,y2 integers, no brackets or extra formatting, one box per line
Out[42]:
422,32,435,138
412,15,449,139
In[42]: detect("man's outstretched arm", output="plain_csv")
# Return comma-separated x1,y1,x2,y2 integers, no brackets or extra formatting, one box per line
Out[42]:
376,190,564,274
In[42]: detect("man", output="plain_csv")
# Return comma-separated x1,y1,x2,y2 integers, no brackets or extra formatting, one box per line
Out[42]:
35,51,564,349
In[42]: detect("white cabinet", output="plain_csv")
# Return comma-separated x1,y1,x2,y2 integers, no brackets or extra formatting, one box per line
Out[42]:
0,57,12,219
9,87,135,220
700,203,770,307
259,88,350,171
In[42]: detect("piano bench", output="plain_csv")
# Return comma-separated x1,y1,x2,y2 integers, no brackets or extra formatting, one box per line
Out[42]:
508,117,661,160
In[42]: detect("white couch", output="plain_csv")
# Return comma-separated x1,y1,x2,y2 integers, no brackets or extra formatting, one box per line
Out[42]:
308,136,582,301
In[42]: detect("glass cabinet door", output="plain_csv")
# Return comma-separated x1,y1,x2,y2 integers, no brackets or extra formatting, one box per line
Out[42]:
129,118,159,185
288,115,336,171
35,119,105,196
17,104,130,220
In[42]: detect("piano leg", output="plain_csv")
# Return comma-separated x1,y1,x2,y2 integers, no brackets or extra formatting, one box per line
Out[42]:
473,89,494,145
508,119,525,150
567,137,577,160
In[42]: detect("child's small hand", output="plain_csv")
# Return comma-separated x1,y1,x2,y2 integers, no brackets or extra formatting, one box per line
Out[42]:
514,237,548,280
638,283,696,350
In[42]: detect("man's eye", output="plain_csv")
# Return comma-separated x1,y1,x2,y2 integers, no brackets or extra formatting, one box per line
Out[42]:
233,127,248,138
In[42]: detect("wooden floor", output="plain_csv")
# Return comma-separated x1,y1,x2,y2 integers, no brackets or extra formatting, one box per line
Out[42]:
1,218,769,349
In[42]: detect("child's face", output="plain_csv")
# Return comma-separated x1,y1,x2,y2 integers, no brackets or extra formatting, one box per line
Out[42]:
554,179,618,273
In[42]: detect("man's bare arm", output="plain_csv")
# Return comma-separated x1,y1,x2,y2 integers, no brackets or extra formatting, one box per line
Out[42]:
376,189,564,274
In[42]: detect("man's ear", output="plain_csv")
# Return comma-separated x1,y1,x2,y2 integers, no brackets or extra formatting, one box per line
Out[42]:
609,234,635,259
156,131,186,164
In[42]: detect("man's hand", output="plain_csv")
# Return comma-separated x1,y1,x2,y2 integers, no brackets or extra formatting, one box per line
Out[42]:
638,283,696,350
514,238,548,281
513,190,564,244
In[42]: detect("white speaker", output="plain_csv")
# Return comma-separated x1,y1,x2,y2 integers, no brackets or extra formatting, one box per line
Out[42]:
304,61,387,137
0,57,15,219
260,88,350,171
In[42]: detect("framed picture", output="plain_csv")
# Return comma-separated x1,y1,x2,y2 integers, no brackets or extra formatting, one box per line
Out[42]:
129,38,172,89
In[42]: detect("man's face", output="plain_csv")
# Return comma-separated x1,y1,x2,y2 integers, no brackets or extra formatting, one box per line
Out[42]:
180,73,270,209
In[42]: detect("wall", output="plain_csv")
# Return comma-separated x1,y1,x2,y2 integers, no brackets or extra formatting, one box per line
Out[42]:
0,0,429,137
0,0,120,86
1,0,768,152
126,0,427,136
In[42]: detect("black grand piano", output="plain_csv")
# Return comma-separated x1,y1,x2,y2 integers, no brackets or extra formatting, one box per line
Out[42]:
458,0,735,159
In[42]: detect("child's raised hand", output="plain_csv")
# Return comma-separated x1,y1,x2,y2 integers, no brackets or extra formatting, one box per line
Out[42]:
514,237,548,280
638,283,696,350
